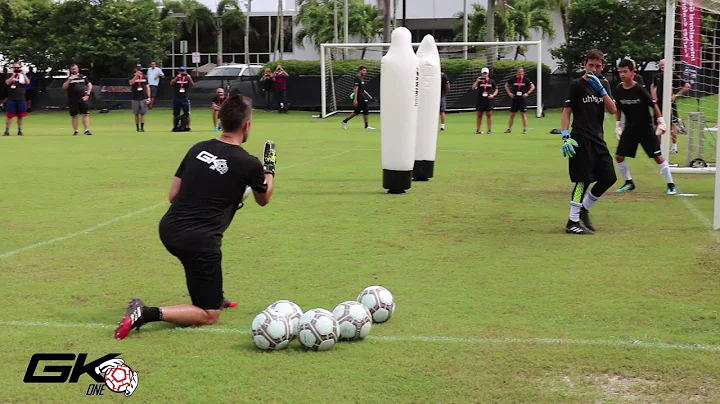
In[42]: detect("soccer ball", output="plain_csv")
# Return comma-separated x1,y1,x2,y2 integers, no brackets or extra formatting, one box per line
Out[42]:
104,365,133,393
357,286,396,323
332,301,372,341
266,300,303,337
251,309,292,351
297,308,339,351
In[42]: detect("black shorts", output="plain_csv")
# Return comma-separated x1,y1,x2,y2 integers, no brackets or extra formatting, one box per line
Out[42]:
617,127,661,159
476,99,493,112
353,98,369,115
657,102,679,124
163,243,223,310
568,133,617,183
68,101,89,116
510,98,527,113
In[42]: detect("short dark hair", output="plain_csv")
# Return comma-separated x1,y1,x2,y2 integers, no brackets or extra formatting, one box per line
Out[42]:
618,59,635,71
358,66,366,71
219,92,252,133
584,49,605,63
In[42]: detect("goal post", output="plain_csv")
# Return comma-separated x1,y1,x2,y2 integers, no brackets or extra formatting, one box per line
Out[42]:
320,40,544,119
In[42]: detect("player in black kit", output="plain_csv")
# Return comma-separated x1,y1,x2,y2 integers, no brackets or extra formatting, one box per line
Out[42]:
114,93,277,339
472,67,498,134
613,59,677,195
560,49,617,235
342,66,375,130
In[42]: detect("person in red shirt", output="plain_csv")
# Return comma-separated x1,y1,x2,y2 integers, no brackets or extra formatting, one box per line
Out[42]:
211,88,226,131
273,65,289,113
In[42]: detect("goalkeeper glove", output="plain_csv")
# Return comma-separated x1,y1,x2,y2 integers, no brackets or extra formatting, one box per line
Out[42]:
655,117,667,136
561,130,579,158
616,121,624,140
586,73,608,97
263,140,276,176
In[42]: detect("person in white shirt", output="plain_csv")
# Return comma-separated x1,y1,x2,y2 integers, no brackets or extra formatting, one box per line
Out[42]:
146,61,165,109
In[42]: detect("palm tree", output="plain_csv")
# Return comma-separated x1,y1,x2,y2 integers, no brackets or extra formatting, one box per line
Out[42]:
452,3,510,62
348,1,383,58
506,0,555,59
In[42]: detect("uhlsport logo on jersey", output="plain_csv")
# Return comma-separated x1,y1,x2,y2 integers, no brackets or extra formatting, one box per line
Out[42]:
196,150,229,174
24,353,139,397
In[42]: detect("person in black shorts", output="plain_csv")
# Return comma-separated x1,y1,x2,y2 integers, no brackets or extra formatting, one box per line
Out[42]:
613,59,677,195
504,67,535,134
260,67,274,111
440,71,450,131
651,59,691,153
114,93,278,339
472,67,498,134
170,66,194,131
342,66,375,130
560,49,617,235
61,64,93,136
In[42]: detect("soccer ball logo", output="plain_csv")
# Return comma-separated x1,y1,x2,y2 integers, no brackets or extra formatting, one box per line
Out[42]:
94,358,139,397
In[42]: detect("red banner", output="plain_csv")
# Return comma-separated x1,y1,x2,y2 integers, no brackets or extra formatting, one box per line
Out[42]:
680,0,701,69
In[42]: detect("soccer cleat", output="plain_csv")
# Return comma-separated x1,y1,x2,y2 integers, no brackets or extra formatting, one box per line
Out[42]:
84,130,93,136
487,130,492,134
114,298,146,340
366,126,376,130
440,126,445,132
523,129,527,134
671,145,679,154
222,297,238,309
140,128,145,133
504,129,511,134
342,122,347,129
666,184,678,195
616,182,636,193
17,131,23,136
579,207,595,232
73,131,79,136
3,131,8,136
565,220,594,235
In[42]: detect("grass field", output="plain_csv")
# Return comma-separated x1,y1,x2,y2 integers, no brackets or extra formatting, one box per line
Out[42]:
1,107,720,403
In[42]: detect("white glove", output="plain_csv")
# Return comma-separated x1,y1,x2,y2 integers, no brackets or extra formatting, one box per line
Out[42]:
615,121,623,140
656,117,667,136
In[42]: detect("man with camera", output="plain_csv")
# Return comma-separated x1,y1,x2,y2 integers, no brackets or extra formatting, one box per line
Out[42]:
61,64,93,136
170,66,194,131
129,64,151,132
273,65,289,113
4,63,30,136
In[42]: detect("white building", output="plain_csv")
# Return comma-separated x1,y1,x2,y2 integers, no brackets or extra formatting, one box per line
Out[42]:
194,0,564,68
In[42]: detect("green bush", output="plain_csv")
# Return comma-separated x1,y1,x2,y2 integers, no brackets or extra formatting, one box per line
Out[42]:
263,59,550,77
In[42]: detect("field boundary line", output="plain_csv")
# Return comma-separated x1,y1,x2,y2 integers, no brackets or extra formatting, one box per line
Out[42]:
1,320,718,353
0,150,353,259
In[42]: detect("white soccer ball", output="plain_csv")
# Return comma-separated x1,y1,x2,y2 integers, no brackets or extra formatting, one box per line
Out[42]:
332,301,372,341
266,300,303,337
297,308,339,351
357,286,396,323
251,309,291,351
242,185,252,202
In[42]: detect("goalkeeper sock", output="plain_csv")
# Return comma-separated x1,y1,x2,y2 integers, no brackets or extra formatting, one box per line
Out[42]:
582,192,599,211
569,202,582,222
618,160,632,181
142,307,162,323
660,161,674,184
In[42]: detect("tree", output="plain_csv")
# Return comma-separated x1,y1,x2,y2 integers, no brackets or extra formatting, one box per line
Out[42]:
551,0,665,74
0,0,56,69
507,0,555,59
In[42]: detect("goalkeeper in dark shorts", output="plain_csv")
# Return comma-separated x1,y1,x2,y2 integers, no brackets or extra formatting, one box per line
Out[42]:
614,59,677,195
114,93,277,339
342,66,375,130
560,49,617,235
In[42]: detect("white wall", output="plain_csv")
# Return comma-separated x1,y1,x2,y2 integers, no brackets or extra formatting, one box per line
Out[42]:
365,0,466,19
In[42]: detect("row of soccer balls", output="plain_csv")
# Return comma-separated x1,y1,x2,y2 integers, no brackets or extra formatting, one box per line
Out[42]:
252,285,396,351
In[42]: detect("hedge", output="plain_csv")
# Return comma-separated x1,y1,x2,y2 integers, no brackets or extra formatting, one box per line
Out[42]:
264,59,550,77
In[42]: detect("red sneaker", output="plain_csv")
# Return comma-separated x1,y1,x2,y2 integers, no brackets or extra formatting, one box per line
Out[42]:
222,298,237,309
114,298,146,340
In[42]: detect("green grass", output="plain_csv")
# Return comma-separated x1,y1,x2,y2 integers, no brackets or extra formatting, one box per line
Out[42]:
1,108,720,403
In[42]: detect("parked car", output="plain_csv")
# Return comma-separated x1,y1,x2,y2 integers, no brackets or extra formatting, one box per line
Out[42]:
193,63,265,101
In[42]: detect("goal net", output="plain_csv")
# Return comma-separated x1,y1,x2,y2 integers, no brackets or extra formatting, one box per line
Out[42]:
667,0,720,168
320,41,544,119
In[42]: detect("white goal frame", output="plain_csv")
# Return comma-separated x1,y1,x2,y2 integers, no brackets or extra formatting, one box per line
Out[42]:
320,40,544,119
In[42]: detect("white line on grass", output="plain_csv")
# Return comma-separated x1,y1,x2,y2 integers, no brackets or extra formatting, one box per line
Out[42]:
0,150,353,259
0,202,167,259
678,197,720,242
1,320,719,353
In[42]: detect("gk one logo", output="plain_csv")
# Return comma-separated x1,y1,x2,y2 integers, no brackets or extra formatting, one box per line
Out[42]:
197,151,229,174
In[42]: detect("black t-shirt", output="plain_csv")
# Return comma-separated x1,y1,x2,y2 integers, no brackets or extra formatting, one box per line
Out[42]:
614,82,655,130
174,74,191,99
565,77,612,139
262,75,274,91
131,74,149,101
441,73,450,95
7,73,27,101
653,73,687,105
67,75,89,102
508,76,533,97
475,78,497,101
354,74,367,101
633,73,645,87
159,139,268,251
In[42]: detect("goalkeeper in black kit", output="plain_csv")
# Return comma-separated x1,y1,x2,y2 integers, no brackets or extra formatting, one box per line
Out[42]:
613,59,677,195
560,50,617,235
